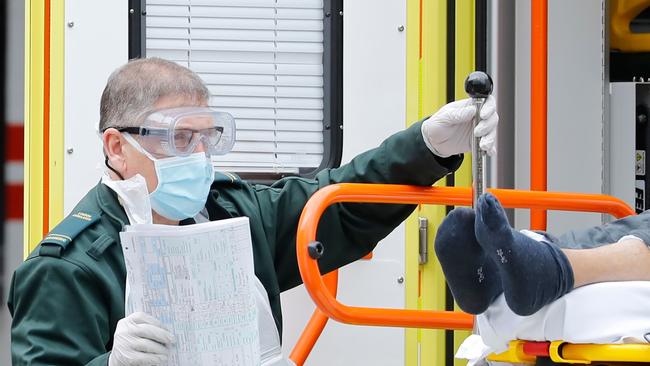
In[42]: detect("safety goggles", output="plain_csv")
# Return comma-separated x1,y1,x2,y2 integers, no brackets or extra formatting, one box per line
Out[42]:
114,107,236,158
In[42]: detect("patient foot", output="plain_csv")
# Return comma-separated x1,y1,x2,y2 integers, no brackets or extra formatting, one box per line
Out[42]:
435,207,502,314
474,193,575,316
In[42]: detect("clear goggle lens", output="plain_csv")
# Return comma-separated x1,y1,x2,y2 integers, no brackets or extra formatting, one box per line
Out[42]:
172,126,224,154
114,107,236,158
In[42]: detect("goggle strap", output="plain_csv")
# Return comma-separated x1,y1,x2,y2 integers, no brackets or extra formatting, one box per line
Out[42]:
116,126,143,134
122,133,158,161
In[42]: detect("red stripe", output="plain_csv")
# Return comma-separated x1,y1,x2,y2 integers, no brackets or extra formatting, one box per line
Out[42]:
6,124,24,161
43,0,51,235
522,341,550,357
6,184,24,220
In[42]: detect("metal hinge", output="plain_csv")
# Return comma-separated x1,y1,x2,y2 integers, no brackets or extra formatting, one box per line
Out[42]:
418,217,428,265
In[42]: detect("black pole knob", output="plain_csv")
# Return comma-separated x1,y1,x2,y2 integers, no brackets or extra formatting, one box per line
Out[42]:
307,241,325,260
464,71,493,99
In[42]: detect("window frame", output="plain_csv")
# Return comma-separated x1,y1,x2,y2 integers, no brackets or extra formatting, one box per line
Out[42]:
128,0,343,181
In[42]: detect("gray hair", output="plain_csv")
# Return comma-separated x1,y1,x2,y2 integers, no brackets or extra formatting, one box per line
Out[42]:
99,58,210,131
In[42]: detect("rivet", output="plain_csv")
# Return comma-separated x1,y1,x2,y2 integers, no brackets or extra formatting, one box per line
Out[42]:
67,21,74,28
397,276,404,284
129,8,135,14
67,148,74,154
398,25,405,32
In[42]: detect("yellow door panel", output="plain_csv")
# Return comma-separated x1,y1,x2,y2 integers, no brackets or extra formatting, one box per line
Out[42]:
405,0,476,365
24,0,66,256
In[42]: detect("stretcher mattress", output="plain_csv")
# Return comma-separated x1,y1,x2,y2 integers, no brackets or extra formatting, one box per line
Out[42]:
457,281,650,364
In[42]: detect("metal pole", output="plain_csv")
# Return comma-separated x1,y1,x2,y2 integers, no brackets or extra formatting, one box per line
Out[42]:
464,71,493,207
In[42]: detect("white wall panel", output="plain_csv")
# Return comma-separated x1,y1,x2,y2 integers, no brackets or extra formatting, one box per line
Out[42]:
280,0,407,363
608,83,636,209
64,0,129,214
514,0,606,233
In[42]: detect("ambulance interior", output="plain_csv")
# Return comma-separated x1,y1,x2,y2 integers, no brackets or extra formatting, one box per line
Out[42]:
1,0,650,365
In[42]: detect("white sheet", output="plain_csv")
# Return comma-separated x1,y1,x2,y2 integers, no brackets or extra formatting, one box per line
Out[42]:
457,281,650,365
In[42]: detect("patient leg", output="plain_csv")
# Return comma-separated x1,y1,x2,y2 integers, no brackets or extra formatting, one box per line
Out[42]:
564,237,650,288
474,193,574,316
434,207,502,314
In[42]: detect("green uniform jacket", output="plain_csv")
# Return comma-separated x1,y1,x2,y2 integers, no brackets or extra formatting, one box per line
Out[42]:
8,121,462,366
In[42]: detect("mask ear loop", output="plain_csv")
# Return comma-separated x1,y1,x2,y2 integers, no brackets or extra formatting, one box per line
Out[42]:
104,156,125,180
101,129,125,180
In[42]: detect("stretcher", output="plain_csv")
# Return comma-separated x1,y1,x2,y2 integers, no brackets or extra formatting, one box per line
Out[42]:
288,183,650,365
472,281,650,365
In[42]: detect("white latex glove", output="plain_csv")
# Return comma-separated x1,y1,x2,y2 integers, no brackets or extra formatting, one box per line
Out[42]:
421,96,499,157
109,312,175,366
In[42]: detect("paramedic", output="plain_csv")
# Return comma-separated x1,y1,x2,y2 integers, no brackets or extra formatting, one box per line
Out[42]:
8,57,499,366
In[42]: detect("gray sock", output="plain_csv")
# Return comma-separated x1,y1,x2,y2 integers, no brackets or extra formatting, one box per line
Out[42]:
474,193,575,316
435,207,503,314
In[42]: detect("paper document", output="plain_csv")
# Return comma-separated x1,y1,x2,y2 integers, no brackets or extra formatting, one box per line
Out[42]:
120,217,260,366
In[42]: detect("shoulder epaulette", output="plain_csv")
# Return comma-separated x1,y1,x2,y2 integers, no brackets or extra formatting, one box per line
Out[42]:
213,171,242,186
38,210,101,258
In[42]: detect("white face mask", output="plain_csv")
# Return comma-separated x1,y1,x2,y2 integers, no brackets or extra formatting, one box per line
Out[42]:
101,173,153,225
123,133,215,221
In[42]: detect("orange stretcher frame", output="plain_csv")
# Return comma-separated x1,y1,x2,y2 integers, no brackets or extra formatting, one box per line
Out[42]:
289,183,635,364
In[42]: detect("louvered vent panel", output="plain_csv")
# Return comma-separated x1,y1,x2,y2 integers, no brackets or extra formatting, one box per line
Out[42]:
146,0,325,173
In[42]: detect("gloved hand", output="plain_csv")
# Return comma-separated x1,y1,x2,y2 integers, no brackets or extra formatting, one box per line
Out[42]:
109,312,175,366
421,96,499,157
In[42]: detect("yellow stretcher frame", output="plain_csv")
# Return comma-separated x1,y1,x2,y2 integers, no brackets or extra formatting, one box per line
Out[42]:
489,340,650,364
610,0,650,52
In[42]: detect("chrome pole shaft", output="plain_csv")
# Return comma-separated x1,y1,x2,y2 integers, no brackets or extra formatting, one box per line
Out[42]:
471,99,486,208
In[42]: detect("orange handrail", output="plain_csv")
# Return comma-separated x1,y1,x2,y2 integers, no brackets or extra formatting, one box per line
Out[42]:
531,0,548,230
288,271,338,365
290,183,634,364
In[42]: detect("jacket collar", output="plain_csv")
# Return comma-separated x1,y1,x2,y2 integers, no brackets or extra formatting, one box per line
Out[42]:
94,182,130,229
